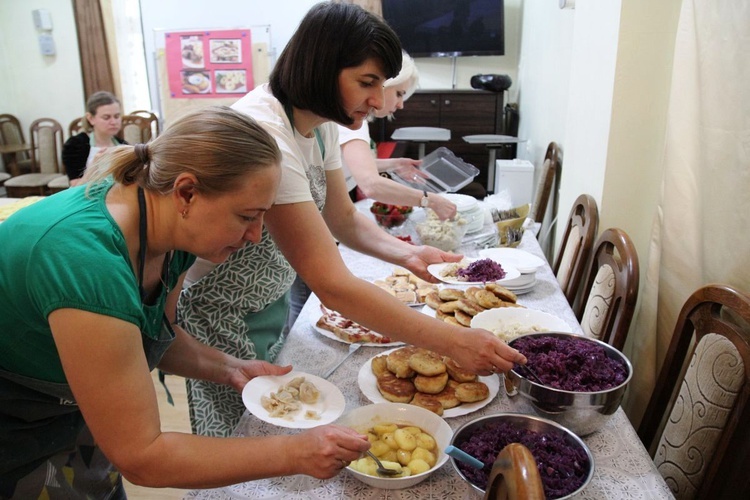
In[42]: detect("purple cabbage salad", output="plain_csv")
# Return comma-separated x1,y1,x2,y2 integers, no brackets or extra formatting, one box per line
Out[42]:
513,336,628,391
456,420,590,498
457,258,506,282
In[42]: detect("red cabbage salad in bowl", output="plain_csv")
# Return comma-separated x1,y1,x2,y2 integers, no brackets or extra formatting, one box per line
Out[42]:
455,419,590,499
511,335,628,391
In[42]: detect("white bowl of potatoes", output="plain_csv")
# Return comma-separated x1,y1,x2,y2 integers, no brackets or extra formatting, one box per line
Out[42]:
336,402,453,489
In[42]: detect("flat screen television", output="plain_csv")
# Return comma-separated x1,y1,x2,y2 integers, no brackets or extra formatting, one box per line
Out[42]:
381,0,505,57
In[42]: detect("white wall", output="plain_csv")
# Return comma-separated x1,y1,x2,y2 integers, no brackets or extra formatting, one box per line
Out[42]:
138,0,524,113
0,0,84,154
516,0,680,275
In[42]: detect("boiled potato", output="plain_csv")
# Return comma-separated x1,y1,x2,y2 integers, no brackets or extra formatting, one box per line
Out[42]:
416,432,436,451
369,439,390,457
373,424,398,435
394,428,418,451
402,426,422,435
380,449,398,463
382,432,400,450
366,431,378,443
411,447,436,467
397,449,412,466
407,458,431,475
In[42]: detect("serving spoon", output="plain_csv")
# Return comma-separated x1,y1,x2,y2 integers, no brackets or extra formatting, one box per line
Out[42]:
365,450,402,477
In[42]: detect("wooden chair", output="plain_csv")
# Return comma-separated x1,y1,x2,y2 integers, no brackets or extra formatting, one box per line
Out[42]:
0,113,33,176
4,118,65,198
530,142,560,225
68,116,85,138
552,194,599,306
638,284,750,499
120,110,159,144
575,228,640,350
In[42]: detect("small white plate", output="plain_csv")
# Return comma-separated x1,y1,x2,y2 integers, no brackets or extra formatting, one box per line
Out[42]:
478,248,546,274
470,308,573,343
427,259,521,286
313,323,404,347
357,347,500,418
499,272,536,288
242,371,345,429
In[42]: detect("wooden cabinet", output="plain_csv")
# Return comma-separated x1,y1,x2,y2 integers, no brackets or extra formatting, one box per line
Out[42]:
369,89,506,191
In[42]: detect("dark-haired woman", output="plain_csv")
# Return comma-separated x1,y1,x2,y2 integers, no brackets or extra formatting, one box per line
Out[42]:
0,106,370,498
179,2,525,438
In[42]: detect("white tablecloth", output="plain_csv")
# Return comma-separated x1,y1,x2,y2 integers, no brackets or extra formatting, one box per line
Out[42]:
186,231,673,500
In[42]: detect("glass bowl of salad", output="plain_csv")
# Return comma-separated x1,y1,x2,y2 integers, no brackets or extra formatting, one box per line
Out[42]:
370,202,413,229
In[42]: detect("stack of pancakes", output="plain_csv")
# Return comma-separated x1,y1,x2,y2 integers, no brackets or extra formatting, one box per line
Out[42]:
424,284,523,327
373,346,490,415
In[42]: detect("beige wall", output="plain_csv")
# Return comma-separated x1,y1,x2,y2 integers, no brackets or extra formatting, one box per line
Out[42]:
516,0,681,292
0,0,85,139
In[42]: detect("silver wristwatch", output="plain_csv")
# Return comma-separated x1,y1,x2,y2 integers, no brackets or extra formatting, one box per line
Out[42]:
420,190,430,208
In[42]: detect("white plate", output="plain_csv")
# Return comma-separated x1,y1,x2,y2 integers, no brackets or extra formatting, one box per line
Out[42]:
503,278,537,295
357,347,500,418
427,259,521,286
499,272,536,288
242,371,345,429
470,308,573,342
478,248,546,274
313,323,404,347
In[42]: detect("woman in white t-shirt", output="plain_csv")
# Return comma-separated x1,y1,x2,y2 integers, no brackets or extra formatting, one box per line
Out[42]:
178,2,526,439
339,52,457,220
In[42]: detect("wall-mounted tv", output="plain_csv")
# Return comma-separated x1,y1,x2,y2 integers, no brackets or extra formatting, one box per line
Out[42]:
381,0,505,57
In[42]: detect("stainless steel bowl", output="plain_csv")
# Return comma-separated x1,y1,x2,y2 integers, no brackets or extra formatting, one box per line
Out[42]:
449,413,594,499
507,332,633,436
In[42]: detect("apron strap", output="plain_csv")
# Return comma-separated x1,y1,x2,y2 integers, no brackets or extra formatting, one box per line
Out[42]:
284,103,325,160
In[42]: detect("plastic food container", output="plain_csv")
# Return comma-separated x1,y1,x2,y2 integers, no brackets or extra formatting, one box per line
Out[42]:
390,147,480,193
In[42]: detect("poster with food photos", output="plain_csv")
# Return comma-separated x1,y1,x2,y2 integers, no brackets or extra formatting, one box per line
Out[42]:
165,29,253,98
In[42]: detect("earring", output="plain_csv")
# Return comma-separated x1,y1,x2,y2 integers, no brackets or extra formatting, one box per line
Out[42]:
180,209,188,219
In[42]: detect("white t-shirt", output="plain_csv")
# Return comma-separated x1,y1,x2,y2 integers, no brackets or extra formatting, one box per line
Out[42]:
337,121,372,192
184,84,342,285
232,83,342,205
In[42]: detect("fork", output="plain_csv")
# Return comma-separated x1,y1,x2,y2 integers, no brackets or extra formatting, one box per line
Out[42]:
366,450,402,477
321,343,361,379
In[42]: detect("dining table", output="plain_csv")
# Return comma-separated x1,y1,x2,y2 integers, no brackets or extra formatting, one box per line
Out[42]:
186,209,674,500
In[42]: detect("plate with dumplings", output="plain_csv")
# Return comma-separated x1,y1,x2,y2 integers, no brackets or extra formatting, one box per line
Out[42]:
371,267,439,307
242,371,345,429
357,346,499,418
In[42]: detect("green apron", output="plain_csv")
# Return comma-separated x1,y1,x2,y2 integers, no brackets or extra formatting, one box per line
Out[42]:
0,319,175,499
0,187,175,498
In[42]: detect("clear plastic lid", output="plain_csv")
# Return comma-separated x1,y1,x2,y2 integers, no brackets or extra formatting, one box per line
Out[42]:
389,147,480,193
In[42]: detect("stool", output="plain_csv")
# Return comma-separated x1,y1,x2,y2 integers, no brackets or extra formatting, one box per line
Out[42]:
463,134,527,193
391,127,450,158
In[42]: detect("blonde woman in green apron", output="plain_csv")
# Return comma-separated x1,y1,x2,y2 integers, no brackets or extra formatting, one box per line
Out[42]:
0,106,370,498
179,2,527,439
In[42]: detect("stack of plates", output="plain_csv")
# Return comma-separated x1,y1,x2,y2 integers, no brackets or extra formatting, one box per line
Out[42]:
478,247,546,294
445,193,485,234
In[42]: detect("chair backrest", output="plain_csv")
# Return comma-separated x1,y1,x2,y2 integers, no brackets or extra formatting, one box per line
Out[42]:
552,194,599,306
575,227,640,350
68,116,85,138
530,142,560,224
29,118,64,174
0,114,31,165
638,284,750,499
121,110,159,144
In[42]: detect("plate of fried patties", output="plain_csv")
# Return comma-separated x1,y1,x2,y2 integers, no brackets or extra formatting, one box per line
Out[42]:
357,346,499,418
